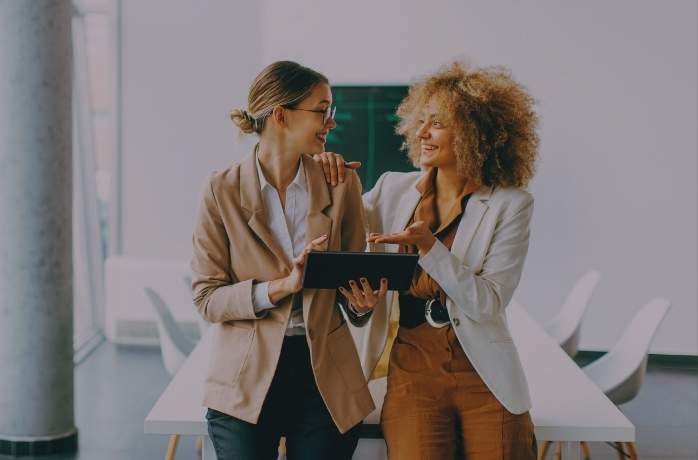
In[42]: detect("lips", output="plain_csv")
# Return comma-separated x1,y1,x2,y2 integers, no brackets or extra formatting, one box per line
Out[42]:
316,133,327,143
421,144,438,152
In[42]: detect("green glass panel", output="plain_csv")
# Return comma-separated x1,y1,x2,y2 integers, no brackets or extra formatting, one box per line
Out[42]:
326,86,417,191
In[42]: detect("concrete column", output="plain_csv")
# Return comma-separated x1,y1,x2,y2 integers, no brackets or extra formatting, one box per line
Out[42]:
0,0,77,456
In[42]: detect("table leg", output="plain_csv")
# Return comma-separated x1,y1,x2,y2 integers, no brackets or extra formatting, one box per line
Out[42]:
561,441,581,460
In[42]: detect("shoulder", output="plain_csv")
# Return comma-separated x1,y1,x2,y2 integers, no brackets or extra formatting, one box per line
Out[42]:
199,162,242,202
372,170,422,193
486,187,534,215
204,163,240,194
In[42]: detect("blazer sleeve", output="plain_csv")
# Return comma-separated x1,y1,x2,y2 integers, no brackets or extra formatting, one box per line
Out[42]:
190,176,264,323
361,171,390,235
418,193,534,324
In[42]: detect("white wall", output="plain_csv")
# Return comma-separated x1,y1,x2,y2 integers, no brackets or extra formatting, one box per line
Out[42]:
119,0,261,259
117,0,697,355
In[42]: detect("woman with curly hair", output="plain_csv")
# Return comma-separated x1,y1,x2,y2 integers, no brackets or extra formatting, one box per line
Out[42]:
315,61,539,459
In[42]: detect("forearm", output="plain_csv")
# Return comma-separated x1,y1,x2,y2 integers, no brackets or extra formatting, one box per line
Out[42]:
267,276,295,304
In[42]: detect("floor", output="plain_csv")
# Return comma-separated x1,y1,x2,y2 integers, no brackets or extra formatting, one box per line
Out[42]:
1,341,696,460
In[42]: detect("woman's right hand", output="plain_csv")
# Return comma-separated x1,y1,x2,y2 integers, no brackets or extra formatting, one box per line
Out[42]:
268,234,329,303
312,152,362,186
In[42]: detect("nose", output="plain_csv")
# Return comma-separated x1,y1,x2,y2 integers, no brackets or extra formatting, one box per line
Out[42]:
416,121,430,139
326,116,337,130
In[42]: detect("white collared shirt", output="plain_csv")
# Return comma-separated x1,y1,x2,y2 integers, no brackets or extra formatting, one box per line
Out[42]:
252,153,308,335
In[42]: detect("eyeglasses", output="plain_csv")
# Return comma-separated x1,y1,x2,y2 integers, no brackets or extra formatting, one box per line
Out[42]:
285,105,336,125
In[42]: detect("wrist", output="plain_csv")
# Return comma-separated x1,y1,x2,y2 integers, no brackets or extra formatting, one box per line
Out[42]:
418,235,436,257
269,277,294,304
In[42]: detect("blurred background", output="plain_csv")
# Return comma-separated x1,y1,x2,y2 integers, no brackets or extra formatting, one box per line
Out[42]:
0,0,695,459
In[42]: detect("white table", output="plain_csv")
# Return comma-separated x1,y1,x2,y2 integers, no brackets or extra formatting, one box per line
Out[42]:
145,301,634,459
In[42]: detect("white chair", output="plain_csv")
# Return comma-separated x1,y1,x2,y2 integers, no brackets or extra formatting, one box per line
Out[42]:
144,287,197,460
540,298,671,460
583,298,670,405
544,270,601,358
144,287,196,376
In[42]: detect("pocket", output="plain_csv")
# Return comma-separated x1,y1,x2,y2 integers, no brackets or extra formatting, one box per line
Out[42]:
205,408,230,422
326,324,366,392
207,323,255,386
389,337,428,373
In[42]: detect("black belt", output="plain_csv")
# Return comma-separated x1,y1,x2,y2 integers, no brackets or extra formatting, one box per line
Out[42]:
398,293,450,329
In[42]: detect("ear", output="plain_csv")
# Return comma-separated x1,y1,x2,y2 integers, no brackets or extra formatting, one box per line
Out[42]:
271,106,287,128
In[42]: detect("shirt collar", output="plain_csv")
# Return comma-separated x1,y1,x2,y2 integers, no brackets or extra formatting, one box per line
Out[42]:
255,149,307,192
415,167,480,199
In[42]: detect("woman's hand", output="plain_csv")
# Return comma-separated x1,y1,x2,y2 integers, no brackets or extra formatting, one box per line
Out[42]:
367,221,437,257
338,277,389,314
312,152,361,186
268,234,328,303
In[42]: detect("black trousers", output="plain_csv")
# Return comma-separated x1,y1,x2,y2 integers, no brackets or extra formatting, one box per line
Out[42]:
206,335,360,460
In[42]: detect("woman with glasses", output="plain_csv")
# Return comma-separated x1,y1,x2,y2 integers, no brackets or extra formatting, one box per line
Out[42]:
191,61,385,460
316,61,539,459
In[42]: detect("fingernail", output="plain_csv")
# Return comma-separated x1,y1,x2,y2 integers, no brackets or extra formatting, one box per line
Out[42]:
382,278,387,284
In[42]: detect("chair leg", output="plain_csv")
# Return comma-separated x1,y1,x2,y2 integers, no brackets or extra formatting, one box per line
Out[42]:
554,442,562,460
614,442,627,460
538,440,551,460
165,434,179,460
581,441,590,460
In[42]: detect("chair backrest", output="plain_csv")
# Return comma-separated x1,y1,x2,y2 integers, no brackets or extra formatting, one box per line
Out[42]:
183,275,209,337
583,298,670,405
144,287,195,376
545,270,601,357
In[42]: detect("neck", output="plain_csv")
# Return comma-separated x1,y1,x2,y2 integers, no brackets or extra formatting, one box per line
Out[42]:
257,138,301,190
434,166,469,200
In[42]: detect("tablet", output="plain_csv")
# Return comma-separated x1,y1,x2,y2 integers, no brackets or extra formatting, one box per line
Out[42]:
302,251,419,291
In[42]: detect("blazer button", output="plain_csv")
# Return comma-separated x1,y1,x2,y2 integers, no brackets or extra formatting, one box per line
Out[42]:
452,317,460,327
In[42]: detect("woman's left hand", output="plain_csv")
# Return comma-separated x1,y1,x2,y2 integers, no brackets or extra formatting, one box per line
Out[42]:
312,152,362,186
367,220,437,257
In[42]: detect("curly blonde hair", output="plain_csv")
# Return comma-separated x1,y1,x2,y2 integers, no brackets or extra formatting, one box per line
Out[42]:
396,62,539,188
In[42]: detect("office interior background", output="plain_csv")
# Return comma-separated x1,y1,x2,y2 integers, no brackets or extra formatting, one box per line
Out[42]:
0,0,696,459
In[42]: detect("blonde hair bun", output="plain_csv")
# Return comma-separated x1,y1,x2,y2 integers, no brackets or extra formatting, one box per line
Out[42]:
230,108,257,134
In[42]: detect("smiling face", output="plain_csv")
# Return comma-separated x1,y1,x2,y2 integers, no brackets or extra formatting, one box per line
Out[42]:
285,82,337,155
415,96,458,171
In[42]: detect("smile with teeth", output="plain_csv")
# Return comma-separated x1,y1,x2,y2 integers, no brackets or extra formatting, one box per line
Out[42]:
316,133,327,142
422,144,438,151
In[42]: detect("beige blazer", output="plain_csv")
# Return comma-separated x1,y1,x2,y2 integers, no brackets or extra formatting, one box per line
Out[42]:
190,148,374,433
360,171,534,415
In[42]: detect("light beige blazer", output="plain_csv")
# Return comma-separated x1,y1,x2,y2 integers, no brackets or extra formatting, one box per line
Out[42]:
190,148,374,433
360,171,534,415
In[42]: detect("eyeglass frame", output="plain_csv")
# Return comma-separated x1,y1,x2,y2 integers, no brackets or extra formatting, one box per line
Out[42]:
284,105,336,125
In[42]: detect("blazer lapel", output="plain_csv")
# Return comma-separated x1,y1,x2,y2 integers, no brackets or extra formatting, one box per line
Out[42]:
239,146,292,269
302,155,333,247
301,155,333,323
387,181,421,253
451,185,492,261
